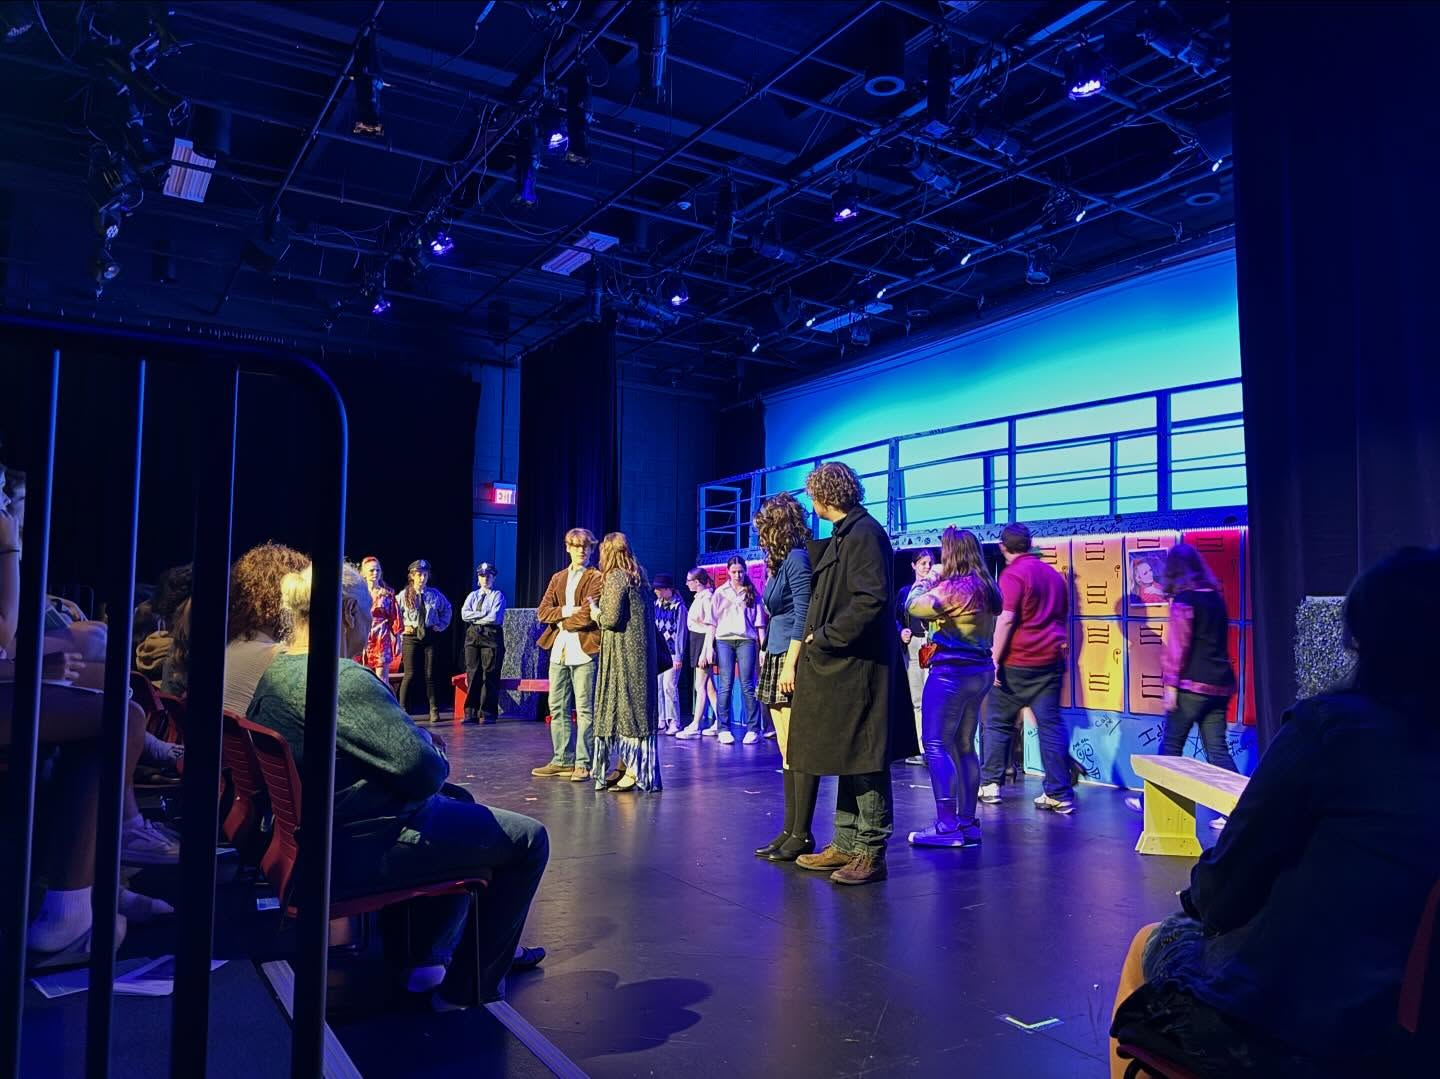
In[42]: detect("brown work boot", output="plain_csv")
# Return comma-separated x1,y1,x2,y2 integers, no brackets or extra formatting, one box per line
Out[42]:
795,844,853,872
830,853,887,886
531,762,570,778
569,766,591,782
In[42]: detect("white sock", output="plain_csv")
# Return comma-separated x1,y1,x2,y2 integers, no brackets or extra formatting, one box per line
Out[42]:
405,964,447,992
28,887,93,951
118,888,174,923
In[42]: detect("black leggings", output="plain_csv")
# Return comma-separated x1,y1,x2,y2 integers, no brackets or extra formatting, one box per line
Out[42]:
400,633,440,715
1160,690,1237,770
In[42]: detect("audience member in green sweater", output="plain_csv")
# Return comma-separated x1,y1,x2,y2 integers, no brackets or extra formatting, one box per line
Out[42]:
248,562,549,1007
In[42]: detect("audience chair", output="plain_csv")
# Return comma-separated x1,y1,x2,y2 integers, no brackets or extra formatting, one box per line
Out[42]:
238,716,492,1001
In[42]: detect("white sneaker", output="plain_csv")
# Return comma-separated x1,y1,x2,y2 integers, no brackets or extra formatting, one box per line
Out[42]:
675,721,702,740
701,725,719,738
122,819,181,866
742,731,759,745
763,729,777,739
978,783,1002,805
1124,795,1143,813
718,730,736,745
1209,815,1229,830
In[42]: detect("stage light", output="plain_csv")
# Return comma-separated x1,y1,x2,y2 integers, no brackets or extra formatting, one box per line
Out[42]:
1026,245,1055,286
1137,10,1219,78
91,247,121,283
715,176,736,251
925,38,952,136
586,261,604,322
960,250,973,266
513,121,539,207
850,320,871,347
645,0,671,102
428,229,455,256
370,292,391,315
540,99,568,153
666,273,688,307
1064,43,1107,100
832,180,860,223
804,315,816,328
864,17,906,98
875,285,887,299
1074,208,1087,223
565,65,592,165
352,32,385,137
1211,158,1223,173
962,117,1023,162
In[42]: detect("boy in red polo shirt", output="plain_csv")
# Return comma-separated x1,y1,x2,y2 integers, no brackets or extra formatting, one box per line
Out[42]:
979,523,1074,812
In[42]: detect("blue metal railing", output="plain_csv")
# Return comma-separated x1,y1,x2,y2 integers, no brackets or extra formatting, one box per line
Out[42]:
698,378,1246,554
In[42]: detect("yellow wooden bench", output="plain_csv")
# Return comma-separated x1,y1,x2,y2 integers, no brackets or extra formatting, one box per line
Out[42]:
1131,754,1250,856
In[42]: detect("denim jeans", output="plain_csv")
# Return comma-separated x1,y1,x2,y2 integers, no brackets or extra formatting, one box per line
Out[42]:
715,638,759,733
904,635,928,749
1161,690,1237,771
548,657,596,769
364,792,549,1004
832,770,894,856
981,662,1071,799
921,656,993,824
657,663,681,727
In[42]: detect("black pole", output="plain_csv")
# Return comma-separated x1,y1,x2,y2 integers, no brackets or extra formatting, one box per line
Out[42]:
289,377,349,1078
85,359,146,1079
0,348,58,1078
168,364,238,1079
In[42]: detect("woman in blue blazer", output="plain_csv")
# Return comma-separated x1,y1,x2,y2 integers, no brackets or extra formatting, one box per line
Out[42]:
752,492,817,862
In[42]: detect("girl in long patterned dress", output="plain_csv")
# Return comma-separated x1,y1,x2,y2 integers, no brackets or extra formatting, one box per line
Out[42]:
591,532,661,792
359,556,402,684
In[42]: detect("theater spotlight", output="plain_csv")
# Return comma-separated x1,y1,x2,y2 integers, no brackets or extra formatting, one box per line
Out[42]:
666,273,689,307
427,227,455,256
1063,43,1107,100
540,98,568,153
1026,245,1056,285
370,291,391,315
513,121,540,207
352,31,385,137
832,179,861,223
91,246,121,283
565,65,592,165
714,176,736,251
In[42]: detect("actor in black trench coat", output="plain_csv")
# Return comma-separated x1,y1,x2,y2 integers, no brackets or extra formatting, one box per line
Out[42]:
789,492,917,882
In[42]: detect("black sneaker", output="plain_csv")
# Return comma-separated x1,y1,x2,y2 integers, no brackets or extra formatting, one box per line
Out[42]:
1033,793,1075,815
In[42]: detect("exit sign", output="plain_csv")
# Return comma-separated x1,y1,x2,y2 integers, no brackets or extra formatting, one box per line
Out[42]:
477,481,517,508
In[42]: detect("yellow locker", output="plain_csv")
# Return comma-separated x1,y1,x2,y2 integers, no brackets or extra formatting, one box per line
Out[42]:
1073,537,1123,617
1031,536,1072,579
1127,621,1167,716
1075,619,1124,711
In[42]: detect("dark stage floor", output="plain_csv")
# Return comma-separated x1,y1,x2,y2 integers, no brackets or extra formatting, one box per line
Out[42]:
330,718,1204,1079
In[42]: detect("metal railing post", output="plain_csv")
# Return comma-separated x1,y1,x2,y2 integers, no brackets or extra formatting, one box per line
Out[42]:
87,359,146,1079
290,376,348,1079
1006,419,1019,523
886,439,901,534
0,349,58,1078
982,455,996,524
1108,434,1120,516
170,364,238,1079
1156,391,1173,512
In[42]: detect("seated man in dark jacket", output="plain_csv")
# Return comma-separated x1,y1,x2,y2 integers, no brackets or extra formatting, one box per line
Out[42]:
1109,547,1440,1076
248,562,549,1007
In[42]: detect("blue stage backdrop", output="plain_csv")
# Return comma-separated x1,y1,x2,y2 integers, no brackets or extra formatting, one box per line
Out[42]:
762,250,1240,489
